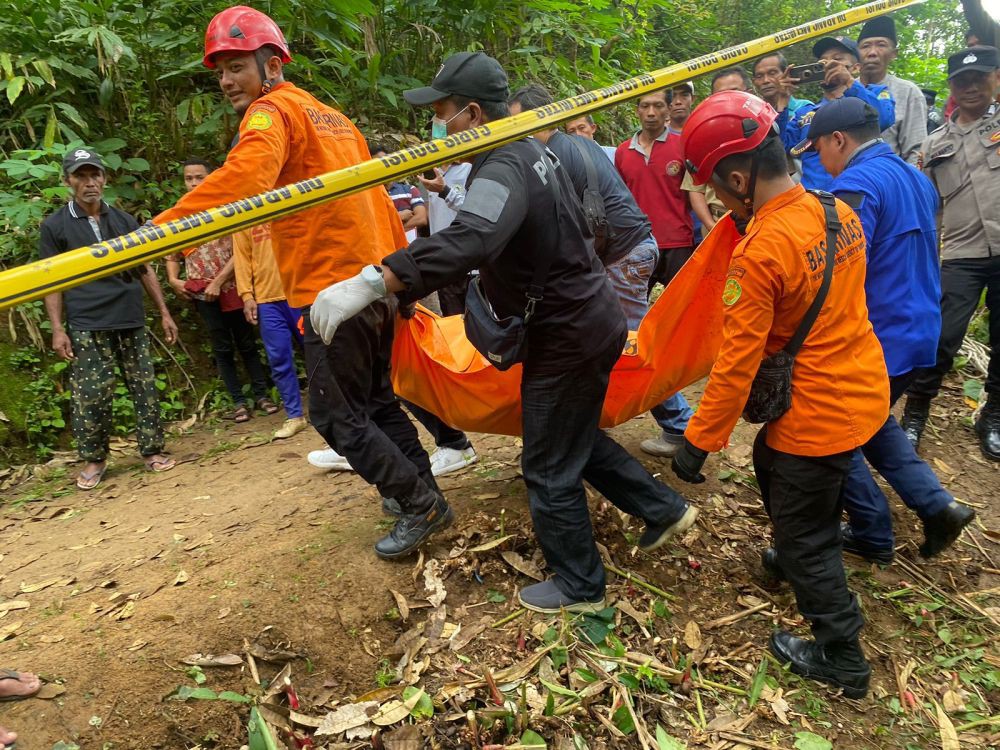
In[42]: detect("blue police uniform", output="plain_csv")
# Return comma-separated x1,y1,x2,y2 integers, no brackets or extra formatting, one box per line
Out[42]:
831,140,953,552
778,81,895,190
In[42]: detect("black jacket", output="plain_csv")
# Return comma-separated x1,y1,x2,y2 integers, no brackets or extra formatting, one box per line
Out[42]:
383,138,624,373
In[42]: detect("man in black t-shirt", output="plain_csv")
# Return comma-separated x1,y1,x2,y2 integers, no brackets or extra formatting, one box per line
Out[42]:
309,53,697,610
39,148,179,490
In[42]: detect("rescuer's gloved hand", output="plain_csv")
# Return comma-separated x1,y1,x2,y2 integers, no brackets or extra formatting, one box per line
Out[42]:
671,439,708,484
310,265,387,345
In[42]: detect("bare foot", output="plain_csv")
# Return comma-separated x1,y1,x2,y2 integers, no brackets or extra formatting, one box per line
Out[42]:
0,725,16,745
0,669,40,700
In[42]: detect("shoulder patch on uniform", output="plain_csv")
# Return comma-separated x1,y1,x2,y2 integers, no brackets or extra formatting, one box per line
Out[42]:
878,89,891,100
253,102,278,113
461,178,509,224
838,191,865,210
722,278,743,306
246,111,273,131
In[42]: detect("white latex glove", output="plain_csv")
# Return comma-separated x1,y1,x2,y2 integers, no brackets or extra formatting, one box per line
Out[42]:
310,268,386,345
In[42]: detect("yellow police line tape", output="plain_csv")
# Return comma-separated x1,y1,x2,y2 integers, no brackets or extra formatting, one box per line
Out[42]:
0,0,923,311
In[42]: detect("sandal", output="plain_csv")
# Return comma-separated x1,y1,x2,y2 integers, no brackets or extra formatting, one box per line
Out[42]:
76,462,107,491
231,404,252,423
144,455,176,473
0,669,40,702
256,397,280,415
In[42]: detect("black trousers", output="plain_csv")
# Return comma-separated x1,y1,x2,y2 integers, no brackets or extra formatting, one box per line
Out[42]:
908,255,1000,400
195,299,270,405
520,331,690,600
647,245,695,295
302,300,440,513
404,401,472,451
753,427,862,644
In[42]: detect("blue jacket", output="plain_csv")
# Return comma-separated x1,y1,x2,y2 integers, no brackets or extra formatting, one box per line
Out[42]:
778,81,895,191
830,141,941,377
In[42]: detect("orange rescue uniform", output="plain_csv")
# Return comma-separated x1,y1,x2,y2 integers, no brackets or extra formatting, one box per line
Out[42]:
685,185,889,456
155,82,407,308
233,223,284,303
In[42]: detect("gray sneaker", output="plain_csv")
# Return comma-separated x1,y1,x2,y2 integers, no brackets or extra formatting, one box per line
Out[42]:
517,579,606,614
639,505,698,552
640,432,685,458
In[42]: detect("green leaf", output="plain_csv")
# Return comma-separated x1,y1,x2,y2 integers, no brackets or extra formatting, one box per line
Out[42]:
217,690,251,703
486,589,506,603
748,656,768,708
573,668,598,683
540,679,579,698
963,379,983,400
43,106,57,148
655,725,687,750
98,77,114,108
402,685,433,719
543,689,555,716
7,76,25,105
612,703,635,734
186,666,207,684
938,627,952,645
32,59,55,87
0,52,12,80
793,732,833,750
519,729,547,748
124,157,150,172
171,685,218,701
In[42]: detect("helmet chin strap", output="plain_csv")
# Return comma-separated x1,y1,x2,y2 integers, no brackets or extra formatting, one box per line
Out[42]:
713,150,761,215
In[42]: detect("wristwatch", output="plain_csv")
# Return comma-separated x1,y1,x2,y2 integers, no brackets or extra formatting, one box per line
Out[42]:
438,186,452,200
360,264,387,296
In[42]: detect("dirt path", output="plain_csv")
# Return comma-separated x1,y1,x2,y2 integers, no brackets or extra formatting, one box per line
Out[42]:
0,382,997,750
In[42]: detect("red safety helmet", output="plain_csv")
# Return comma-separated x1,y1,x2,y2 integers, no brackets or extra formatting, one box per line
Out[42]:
203,6,292,68
681,91,778,186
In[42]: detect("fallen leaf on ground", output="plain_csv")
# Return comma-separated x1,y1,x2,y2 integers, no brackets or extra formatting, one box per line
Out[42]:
0,621,22,641
770,689,790,725
36,683,66,700
314,701,378,736
500,550,544,581
184,534,214,552
38,634,65,644
0,600,29,617
371,688,427,726
390,589,410,621
468,534,514,553
935,700,960,750
20,576,74,593
127,640,147,651
182,653,243,667
683,620,702,650
218,607,231,620
383,724,423,750
942,687,966,713
173,570,189,586
423,559,447,607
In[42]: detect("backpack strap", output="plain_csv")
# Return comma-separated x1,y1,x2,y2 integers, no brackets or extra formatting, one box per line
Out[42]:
783,190,841,357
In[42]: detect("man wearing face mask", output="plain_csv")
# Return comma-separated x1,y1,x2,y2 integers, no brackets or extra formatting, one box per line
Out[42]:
674,91,888,697
779,35,895,190
154,6,451,560
309,52,697,614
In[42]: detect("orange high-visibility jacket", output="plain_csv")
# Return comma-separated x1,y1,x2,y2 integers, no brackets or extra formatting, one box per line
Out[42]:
685,185,889,457
155,82,407,308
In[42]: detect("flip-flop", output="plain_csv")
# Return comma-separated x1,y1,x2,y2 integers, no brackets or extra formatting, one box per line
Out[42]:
0,669,40,702
256,397,280,415
76,463,107,491
231,404,252,423
144,456,176,473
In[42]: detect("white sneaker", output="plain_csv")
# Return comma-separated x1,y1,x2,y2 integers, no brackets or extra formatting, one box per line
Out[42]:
307,447,353,471
430,446,478,476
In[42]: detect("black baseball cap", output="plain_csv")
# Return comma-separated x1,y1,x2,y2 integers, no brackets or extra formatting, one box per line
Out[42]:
404,51,509,106
813,35,861,60
791,97,880,155
947,45,999,79
62,147,105,174
857,15,897,46
920,87,938,103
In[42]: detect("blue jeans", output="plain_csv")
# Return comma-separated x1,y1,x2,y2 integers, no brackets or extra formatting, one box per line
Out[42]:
521,331,690,600
605,237,693,436
258,300,304,418
843,372,954,549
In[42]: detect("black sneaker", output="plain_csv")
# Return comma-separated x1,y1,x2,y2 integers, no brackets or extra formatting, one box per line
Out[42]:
374,496,453,560
517,579,606,614
919,501,976,558
900,397,930,451
769,630,871,699
840,523,894,565
974,399,1000,462
638,505,698,552
761,548,785,581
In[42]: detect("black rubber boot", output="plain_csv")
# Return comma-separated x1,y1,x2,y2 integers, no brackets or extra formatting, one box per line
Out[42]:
974,396,1000,462
919,501,976,558
374,495,453,560
769,630,871,699
840,522,894,565
900,397,930,451
761,548,785,581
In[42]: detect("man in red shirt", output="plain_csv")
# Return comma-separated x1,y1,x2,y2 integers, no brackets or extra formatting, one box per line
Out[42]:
615,84,695,455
